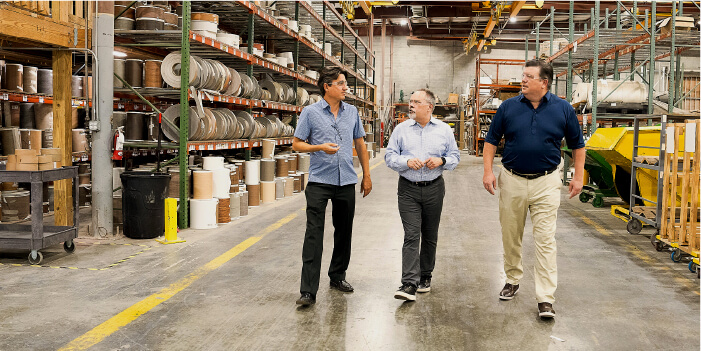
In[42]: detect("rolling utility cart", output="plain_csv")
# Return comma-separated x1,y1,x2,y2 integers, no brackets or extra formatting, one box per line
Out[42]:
0,167,79,264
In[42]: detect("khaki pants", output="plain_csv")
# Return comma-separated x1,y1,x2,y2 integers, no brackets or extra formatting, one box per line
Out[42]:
498,167,561,303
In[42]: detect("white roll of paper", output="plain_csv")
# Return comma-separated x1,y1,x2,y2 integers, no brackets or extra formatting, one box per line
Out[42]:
190,198,218,229
245,159,260,185
161,51,199,88
229,192,241,219
297,153,311,172
212,168,232,199
203,156,225,170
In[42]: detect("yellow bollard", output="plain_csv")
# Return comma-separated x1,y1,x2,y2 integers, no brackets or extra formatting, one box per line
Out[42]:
156,198,186,244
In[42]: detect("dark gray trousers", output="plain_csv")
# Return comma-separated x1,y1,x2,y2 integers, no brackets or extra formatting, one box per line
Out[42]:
398,176,445,286
300,182,356,296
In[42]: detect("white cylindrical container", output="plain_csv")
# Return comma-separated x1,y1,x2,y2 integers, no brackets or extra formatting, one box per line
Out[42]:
244,160,260,185
211,168,231,199
275,177,285,199
298,153,311,172
229,192,241,219
202,156,225,170
190,198,218,229
260,181,276,203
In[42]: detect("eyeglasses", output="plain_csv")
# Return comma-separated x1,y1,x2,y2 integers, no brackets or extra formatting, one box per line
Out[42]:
332,124,342,141
328,80,348,87
409,99,428,105
522,74,544,81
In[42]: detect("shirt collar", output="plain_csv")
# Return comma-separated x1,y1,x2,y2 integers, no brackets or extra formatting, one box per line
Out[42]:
320,98,345,114
409,117,438,127
519,91,551,104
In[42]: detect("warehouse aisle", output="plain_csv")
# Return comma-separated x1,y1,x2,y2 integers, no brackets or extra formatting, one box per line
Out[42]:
0,151,698,350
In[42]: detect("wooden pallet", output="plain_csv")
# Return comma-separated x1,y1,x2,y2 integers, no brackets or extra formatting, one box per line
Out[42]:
660,120,700,257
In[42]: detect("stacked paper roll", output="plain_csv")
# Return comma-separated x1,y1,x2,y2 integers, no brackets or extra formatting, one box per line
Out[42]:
244,160,260,185
239,190,249,216
275,156,289,177
212,168,231,198
260,159,276,181
248,184,260,207
167,168,182,198
202,156,224,170
298,153,310,172
190,198,218,229
363,124,371,133
192,170,213,199
262,139,275,159
293,174,301,192
217,197,230,223
260,181,275,203
275,178,285,199
367,150,374,159
288,154,298,173
229,192,241,219
284,177,294,197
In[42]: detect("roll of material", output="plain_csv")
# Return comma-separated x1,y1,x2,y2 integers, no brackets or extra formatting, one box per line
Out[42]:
163,12,178,25
288,20,298,32
239,190,249,216
363,124,372,133
19,129,41,150
217,196,230,223
260,159,276,182
161,51,198,89
0,128,19,155
79,173,91,185
190,198,218,229
19,103,35,129
229,192,241,219
216,32,240,48
212,168,231,199
115,17,135,30
125,59,143,88
22,66,37,94
125,112,145,141
37,69,53,95
2,190,30,221
162,104,201,142
192,12,219,23
202,156,224,170
247,184,260,207
244,159,260,185
301,172,309,191
284,176,294,196
34,103,53,130
72,129,88,152
293,174,301,193
260,181,275,203
262,139,275,159
6,64,23,92
114,59,126,88
113,111,127,129
368,149,374,159
71,76,84,97
192,170,213,199
275,156,289,178
114,5,135,18
144,60,163,88
72,107,81,129
136,5,165,19
113,167,125,196
42,128,53,148
275,178,285,199
166,168,181,198
297,153,310,172
136,18,164,30
288,154,298,172
164,23,178,30
192,20,218,33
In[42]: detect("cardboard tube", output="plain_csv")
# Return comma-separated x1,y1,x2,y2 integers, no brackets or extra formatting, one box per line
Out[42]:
260,181,276,203
247,184,260,207
192,170,213,199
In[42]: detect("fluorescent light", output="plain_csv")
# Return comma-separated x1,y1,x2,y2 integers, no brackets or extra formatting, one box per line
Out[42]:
510,17,517,23
400,19,408,26
113,51,127,58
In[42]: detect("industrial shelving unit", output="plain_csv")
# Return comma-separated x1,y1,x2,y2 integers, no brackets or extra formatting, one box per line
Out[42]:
113,1,376,227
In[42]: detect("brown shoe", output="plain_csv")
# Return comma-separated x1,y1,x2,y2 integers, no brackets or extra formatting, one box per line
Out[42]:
499,283,519,300
538,302,556,318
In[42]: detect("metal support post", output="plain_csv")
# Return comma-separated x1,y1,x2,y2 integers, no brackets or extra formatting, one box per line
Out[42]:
535,21,540,58
525,34,529,60
293,2,299,128
245,10,254,162
178,0,191,228
322,6,326,68
567,1,573,102
592,1,599,135
668,0,677,113
549,6,554,57
341,25,345,65
614,2,621,80
648,3,656,115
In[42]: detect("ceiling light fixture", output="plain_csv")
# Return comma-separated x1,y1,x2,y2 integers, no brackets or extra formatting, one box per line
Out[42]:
113,51,127,58
400,19,408,26
510,17,517,23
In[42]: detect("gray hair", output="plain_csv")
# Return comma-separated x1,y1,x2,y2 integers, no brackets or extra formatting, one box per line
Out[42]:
415,88,436,111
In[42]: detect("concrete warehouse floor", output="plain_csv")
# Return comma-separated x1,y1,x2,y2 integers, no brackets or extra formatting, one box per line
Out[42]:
0,151,698,350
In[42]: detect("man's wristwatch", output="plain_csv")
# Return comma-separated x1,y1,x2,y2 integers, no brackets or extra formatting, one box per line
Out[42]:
440,157,446,165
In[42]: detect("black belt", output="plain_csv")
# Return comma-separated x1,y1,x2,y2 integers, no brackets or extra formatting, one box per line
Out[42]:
504,166,558,180
400,175,443,187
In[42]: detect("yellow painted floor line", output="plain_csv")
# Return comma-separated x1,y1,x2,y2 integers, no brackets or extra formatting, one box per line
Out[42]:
59,209,302,351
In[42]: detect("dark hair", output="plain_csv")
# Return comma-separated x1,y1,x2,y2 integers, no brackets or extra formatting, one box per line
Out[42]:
415,88,436,109
525,59,553,89
317,66,346,96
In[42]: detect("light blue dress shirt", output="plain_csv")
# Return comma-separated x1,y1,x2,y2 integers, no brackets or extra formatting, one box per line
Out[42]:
294,98,366,186
385,118,460,182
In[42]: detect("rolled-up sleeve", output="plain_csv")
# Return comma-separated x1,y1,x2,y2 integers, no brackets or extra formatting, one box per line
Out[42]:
385,125,411,172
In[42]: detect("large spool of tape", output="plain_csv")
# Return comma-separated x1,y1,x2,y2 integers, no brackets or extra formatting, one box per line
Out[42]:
0,128,19,155
135,5,164,19
260,181,276,203
247,183,260,207
262,139,275,159
288,154,298,173
202,156,224,170
275,156,289,177
211,168,231,199
260,159,276,182
125,112,145,141
144,60,163,88
113,59,126,88
136,18,164,30
298,153,311,172
217,196,230,224
166,168,182,198
22,66,37,94
161,51,198,88
19,103,35,129
115,17,135,30
5,64,23,92
71,76,84,97
239,190,249,216
275,178,285,199
244,160,260,185
125,59,143,88
223,68,241,97
229,192,241,219
42,129,53,148
72,129,88,152
216,32,240,48
114,4,135,18
192,170,213,199
284,176,294,197
162,104,201,142
190,198,218,229
37,69,53,95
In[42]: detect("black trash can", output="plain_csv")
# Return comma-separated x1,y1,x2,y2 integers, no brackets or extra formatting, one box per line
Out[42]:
121,171,170,239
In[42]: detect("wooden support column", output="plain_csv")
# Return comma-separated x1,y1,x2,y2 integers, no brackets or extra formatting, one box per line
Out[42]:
53,50,73,226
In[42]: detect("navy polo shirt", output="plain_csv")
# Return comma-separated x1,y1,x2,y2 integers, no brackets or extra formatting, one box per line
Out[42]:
485,91,585,174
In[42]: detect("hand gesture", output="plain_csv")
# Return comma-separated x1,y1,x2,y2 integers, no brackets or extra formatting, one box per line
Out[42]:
407,158,425,170
483,172,497,195
424,157,443,170
320,143,340,154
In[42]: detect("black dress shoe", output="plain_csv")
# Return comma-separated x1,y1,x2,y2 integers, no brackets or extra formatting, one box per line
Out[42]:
329,279,354,292
499,283,519,300
296,292,315,306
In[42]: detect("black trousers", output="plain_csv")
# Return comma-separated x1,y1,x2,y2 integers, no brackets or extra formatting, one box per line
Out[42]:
398,176,445,286
300,182,356,295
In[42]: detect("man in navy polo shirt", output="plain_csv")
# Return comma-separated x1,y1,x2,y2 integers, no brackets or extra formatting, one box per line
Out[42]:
482,59,585,318
293,66,372,306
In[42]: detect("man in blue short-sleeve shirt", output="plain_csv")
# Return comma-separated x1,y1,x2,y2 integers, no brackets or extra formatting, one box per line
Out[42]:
483,59,585,319
293,66,372,306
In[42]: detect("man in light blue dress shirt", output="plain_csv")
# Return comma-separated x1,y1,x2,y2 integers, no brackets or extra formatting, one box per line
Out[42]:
293,66,372,306
385,89,460,301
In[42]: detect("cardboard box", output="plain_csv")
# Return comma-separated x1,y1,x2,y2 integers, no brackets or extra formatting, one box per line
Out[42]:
16,163,38,171
15,149,38,157
18,154,39,164
6,155,17,171
41,148,62,155
447,93,459,104
660,16,695,35
39,162,58,171
38,155,54,163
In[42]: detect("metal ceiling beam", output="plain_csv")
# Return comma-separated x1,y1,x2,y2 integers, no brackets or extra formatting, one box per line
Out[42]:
510,1,526,18
358,1,372,16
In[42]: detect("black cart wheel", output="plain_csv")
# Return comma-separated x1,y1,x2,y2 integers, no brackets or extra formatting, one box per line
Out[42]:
579,193,592,203
28,251,43,265
627,218,642,235
592,196,604,208
64,240,76,253
671,248,683,263
655,241,665,252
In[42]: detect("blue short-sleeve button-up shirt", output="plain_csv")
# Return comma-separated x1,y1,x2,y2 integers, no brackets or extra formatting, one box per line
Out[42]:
294,98,366,186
